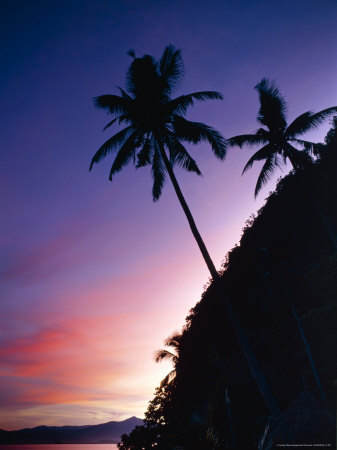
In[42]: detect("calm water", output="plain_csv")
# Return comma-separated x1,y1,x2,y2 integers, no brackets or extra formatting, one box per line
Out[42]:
0,446,117,450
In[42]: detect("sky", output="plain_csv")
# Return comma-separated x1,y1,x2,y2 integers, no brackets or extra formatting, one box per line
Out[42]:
1,0,336,430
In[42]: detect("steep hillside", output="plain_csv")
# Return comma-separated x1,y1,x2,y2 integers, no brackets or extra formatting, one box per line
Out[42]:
119,132,337,449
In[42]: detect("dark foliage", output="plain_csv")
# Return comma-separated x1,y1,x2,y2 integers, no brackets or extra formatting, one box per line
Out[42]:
119,124,337,448
90,45,226,201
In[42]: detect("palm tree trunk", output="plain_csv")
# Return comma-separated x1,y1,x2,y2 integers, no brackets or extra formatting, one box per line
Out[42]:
158,141,282,418
159,145,218,278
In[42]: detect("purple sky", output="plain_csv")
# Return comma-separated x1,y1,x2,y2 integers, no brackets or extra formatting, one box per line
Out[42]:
1,0,336,430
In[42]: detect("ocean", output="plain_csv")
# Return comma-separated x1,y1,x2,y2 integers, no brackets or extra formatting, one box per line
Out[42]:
0,446,118,450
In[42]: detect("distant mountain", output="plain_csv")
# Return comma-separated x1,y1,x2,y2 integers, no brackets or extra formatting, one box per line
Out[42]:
0,416,143,444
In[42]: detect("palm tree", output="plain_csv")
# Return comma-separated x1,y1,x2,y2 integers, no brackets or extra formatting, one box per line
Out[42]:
228,78,337,249
90,46,281,417
90,45,225,276
228,78,337,197
155,333,181,386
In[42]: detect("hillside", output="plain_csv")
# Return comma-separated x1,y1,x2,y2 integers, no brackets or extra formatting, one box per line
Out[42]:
119,125,337,448
0,416,143,444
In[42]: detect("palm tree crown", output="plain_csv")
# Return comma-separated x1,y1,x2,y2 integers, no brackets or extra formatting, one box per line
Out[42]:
90,45,226,200
155,333,181,386
228,78,337,196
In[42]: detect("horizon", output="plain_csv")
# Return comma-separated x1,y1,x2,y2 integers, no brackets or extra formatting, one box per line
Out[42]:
2,415,141,432
1,0,336,431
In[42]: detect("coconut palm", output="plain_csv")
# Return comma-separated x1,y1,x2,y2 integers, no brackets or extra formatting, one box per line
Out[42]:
90,45,225,276
228,78,337,250
155,333,181,386
90,46,281,417
227,78,337,197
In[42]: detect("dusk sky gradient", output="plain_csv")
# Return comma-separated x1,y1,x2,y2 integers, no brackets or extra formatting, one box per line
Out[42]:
1,0,336,430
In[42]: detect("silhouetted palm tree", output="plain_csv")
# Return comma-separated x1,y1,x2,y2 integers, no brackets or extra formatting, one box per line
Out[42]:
228,78,337,249
155,333,181,386
91,47,281,417
90,45,225,276
228,78,337,197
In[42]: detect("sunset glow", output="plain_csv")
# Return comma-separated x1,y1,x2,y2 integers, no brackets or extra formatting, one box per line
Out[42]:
1,0,336,431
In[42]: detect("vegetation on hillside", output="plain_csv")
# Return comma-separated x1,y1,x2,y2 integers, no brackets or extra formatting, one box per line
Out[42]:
118,118,337,449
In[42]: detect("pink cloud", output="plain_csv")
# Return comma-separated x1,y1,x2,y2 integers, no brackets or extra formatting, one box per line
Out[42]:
0,310,180,424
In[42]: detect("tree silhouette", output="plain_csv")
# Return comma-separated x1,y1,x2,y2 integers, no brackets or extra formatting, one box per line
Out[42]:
227,78,337,196
155,333,181,386
91,46,281,417
90,45,226,276
324,116,337,149
228,78,337,249
315,116,337,163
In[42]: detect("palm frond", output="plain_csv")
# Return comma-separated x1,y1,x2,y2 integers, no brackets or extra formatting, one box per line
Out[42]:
166,91,223,115
103,117,118,131
285,143,313,169
89,126,134,171
242,144,273,174
154,349,176,363
309,106,337,127
166,134,202,175
173,116,227,159
108,130,141,179
164,333,182,349
188,91,223,102
255,78,287,130
254,155,280,197
285,111,313,137
93,94,130,115
289,138,321,156
136,137,153,167
227,129,269,148
117,87,133,101
287,107,337,137
159,45,184,92
152,143,166,201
